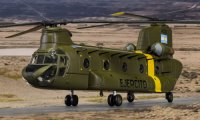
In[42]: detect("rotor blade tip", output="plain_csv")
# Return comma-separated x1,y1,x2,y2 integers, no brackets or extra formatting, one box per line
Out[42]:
5,36,12,38
111,12,125,16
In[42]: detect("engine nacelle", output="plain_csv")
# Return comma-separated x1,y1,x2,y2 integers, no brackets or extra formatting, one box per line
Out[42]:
151,42,174,56
123,43,136,51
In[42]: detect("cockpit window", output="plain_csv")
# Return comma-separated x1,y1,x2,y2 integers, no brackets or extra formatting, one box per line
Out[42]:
31,54,58,64
44,55,58,64
58,56,68,76
60,56,67,65
31,56,37,64
36,55,45,64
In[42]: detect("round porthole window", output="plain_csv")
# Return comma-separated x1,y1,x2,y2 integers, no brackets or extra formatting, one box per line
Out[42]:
122,62,128,72
104,60,110,70
83,58,90,68
139,64,144,73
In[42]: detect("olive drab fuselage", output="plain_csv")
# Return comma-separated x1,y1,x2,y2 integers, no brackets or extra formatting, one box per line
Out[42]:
22,24,183,93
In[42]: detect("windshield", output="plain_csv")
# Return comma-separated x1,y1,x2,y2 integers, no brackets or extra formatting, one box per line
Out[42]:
31,54,58,64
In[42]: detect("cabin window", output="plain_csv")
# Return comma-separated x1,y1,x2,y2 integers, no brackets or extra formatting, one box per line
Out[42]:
104,60,110,70
83,58,90,68
139,64,144,73
122,62,128,72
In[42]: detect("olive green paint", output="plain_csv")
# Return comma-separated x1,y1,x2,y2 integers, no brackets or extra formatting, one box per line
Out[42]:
22,24,182,93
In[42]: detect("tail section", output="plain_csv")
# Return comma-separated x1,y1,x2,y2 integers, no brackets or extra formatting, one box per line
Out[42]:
137,24,182,92
137,24,173,58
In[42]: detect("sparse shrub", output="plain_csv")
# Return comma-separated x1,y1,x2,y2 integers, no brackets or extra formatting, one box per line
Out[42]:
181,70,198,80
96,42,104,47
0,68,7,75
195,87,200,92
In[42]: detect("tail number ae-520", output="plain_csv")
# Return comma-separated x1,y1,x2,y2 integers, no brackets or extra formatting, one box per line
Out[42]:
120,79,147,89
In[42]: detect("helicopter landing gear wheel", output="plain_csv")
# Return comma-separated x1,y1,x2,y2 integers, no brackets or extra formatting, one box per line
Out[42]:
71,95,79,106
166,92,173,103
115,94,122,106
107,94,115,106
65,95,71,106
127,91,135,103
107,91,122,107
64,90,79,107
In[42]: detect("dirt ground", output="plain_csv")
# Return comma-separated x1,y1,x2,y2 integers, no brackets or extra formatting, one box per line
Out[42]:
0,25,200,119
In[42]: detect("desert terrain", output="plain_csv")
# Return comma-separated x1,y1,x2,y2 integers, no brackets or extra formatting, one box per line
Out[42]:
0,24,199,119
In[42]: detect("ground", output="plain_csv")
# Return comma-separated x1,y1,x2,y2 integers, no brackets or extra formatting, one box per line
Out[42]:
0,24,199,119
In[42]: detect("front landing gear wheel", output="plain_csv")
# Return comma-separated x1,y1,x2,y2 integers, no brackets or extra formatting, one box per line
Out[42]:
64,95,79,106
166,92,173,103
107,94,122,107
71,95,79,106
127,92,135,103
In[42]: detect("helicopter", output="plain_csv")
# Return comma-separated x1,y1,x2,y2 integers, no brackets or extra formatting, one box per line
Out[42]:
1,12,200,107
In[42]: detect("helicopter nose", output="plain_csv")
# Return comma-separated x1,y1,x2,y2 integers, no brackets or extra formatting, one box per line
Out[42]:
22,68,36,86
22,65,56,87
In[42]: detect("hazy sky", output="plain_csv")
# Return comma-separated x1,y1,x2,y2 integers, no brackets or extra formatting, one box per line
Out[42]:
0,0,199,20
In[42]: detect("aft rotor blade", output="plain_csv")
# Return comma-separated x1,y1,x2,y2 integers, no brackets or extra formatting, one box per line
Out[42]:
66,20,200,24
1,19,200,29
111,12,158,20
6,25,43,38
162,3,199,15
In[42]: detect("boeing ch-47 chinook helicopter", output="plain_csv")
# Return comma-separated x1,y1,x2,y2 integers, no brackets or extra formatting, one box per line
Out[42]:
1,12,200,107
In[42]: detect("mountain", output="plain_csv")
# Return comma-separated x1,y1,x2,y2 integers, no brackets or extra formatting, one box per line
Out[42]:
0,0,200,21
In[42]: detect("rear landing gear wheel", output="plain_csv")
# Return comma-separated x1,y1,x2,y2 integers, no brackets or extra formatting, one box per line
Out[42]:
166,92,173,103
115,94,122,106
107,93,122,107
127,91,135,103
65,95,71,106
107,94,115,106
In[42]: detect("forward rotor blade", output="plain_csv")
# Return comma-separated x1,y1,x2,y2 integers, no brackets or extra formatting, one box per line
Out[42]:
111,12,158,20
6,25,43,38
77,23,114,29
1,19,200,30
0,22,41,28
0,22,14,25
